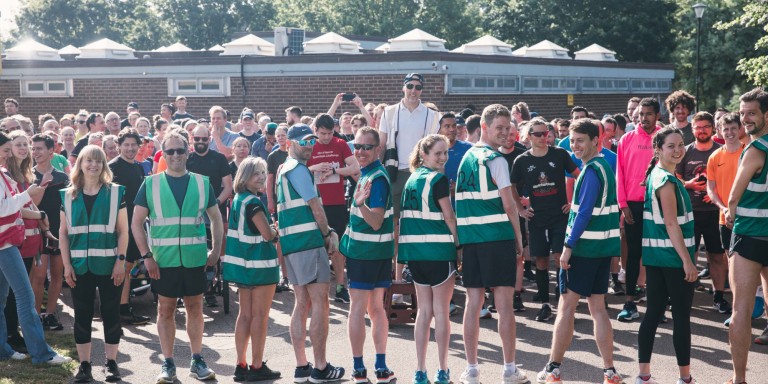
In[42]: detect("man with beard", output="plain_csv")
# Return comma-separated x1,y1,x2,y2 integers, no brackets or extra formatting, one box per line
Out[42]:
108,128,152,325
251,123,278,161
665,90,696,145
438,113,472,190
285,106,302,126
187,125,233,307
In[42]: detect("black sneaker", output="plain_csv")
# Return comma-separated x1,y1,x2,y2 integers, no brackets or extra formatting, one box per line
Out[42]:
7,333,27,354
715,299,733,314
276,279,291,293
524,269,536,282
310,362,345,383
204,293,218,307
513,294,525,312
234,364,249,382
698,267,710,279
375,368,396,384
611,281,626,296
352,368,368,384
43,313,64,331
104,359,121,382
121,307,151,325
75,361,93,383
535,304,553,322
248,362,281,381
335,287,350,304
294,363,313,383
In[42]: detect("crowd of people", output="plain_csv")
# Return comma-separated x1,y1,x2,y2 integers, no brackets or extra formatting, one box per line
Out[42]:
0,73,766,384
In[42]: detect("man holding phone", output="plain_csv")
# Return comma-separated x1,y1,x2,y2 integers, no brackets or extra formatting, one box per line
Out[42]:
328,93,375,141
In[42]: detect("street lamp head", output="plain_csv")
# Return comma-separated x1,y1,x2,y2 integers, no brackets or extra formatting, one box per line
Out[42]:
693,3,707,19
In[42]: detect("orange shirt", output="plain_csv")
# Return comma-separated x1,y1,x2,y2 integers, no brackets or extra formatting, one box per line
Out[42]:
706,144,745,224
156,155,167,173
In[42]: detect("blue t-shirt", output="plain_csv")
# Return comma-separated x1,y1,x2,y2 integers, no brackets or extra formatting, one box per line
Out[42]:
208,129,240,153
445,140,472,182
564,167,600,248
360,160,388,209
285,163,318,202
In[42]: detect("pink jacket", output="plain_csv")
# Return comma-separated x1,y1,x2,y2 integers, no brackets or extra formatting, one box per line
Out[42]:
616,126,659,208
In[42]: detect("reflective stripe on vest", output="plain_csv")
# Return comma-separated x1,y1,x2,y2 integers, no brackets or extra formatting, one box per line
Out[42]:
276,158,325,254
339,163,395,260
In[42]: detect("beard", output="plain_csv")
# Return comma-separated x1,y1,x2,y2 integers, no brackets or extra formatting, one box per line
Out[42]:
194,143,208,154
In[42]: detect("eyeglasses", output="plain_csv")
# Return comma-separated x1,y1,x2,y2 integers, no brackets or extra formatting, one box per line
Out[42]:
405,84,423,91
193,137,209,142
164,148,186,156
76,120,86,124
353,144,376,151
693,124,713,130
106,118,119,122
529,131,548,138
295,139,316,146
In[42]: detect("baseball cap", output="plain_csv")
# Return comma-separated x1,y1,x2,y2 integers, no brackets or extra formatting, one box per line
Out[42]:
241,110,255,120
266,122,278,135
287,124,316,141
455,116,466,126
127,102,139,109
404,73,424,84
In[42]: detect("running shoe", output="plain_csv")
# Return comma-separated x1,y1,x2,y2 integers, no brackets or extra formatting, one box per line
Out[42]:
611,281,626,296
42,313,64,331
189,356,216,380
392,294,406,305
502,367,529,384
434,369,450,384
248,362,281,381
46,353,73,365
10,352,27,360
524,269,536,282
310,362,345,383
635,375,659,384
335,287,350,304
633,288,647,303
480,308,493,319
121,307,151,325
459,367,480,384
603,368,622,384
617,302,639,322
724,316,732,327
375,368,396,384
449,301,458,315
618,268,626,284
234,364,249,382
294,363,313,383
537,367,560,383
104,359,121,382
675,377,697,384
156,360,176,384
753,296,765,319
203,293,218,307
413,370,428,384
513,294,525,312
535,304,553,322
755,326,768,345
714,299,733,314
74,361,93,383
698,267,710,279
352,368,368,384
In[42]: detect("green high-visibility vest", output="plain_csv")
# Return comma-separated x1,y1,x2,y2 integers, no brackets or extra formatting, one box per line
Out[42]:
61,184,124,276
734,135,768,237
455,145,515,245
276,157,325,255
340,161,394,260
145,172,209,268
641,166,695,268
223,192,279,285
397,167,456,262
567,156,620,258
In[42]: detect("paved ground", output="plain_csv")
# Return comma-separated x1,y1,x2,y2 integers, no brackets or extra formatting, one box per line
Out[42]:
40,265,768,384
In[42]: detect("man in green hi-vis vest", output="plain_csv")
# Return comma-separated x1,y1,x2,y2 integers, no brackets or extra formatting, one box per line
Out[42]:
455,104,526,384
537,119,622,384
131,131,223,384
276,124,346,383
725,87,768,384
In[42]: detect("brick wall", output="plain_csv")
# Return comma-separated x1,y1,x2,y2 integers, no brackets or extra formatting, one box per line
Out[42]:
1,74,666,125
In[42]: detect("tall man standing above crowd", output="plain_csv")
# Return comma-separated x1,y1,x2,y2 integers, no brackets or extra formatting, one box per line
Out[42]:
456,104,527,384
665,90,696,145
725,87,768,384
70,113,105,162
132,131,223,383
208,106,239,158
308,115,360,303
277,124,345,383
4,98,18,117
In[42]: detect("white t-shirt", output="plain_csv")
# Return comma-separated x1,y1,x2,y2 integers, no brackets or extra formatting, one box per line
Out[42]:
380,102,438,169
486,156,512,190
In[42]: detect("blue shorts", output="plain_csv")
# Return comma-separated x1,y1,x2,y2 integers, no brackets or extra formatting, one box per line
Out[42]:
346,257,392,290
558,256,611,297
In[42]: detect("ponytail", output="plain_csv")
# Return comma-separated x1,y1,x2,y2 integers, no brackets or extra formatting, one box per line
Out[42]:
408,134,450,172
640,153,659,187
409,137,425,172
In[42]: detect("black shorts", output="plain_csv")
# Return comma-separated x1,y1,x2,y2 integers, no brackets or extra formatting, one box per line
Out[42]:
693,210,724,253
529,222,566,258
558,256,611,296
720,225,732,252
519,217,528,248
462,240,517,288
22,257,33,275
346,257,392,290
408,260,456,287
731,234,768,266
126,234,140,263
324,204,350,234
151,266,207,298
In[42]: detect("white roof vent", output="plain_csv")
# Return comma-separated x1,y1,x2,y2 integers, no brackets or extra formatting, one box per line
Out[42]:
220,34,275,56
77,38,135,59
574,43,618,62
388,28,447,52
524,40,569,59
375,43,390,52
454,35,513,56
304,32,361,55
511,46,528,57
154,42,193,52
208,44,225,52
58,44,81,56
5,39,63,61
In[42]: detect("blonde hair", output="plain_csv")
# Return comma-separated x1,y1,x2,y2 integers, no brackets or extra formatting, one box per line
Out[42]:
409,134,449,172
6,131,34,185
68,145,113,198
232,136,251,151
233,157,267,194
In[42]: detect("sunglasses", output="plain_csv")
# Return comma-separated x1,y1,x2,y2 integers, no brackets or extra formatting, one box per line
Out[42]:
296,139,316,146
193,137,209,142
529,131,548,138
164,148,186,156
405,84,423,91
353,144,376,151
76,120,86,124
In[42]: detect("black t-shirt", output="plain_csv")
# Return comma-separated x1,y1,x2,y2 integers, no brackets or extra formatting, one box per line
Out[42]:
70,135,90,158
173,112,195,121
432,175,449,207
61,188,126,218
510,147,577,228
501,147,527,195
239,131,261,147
229,161,239,179
667,122,695,146
186,151,230,198
120,119,131,129
675,141,721,212
108,157,145,220
34,168,69,234
244,199,266,234
266,149,288,176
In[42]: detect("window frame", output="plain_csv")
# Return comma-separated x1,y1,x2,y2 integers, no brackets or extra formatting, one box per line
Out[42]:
167,77,230,97
19,79,73,97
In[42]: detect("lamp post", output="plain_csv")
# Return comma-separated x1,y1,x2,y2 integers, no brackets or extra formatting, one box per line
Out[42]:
693,3,707,112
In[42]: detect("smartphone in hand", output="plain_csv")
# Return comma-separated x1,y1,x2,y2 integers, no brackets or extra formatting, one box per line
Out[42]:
342,93,355,102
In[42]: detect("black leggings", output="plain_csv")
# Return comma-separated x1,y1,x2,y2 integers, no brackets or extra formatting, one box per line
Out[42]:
638,266,695,366
71,272,122,345
624,201,645,297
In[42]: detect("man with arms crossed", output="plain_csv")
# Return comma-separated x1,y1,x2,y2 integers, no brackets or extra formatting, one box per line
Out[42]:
536,119,622,384
456,104,527,384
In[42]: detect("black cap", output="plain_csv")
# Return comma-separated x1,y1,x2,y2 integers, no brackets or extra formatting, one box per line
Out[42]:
127,102,139,109
404,73,424,84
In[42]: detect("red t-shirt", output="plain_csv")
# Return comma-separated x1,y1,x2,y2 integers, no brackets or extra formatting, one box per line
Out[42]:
307,137,353,206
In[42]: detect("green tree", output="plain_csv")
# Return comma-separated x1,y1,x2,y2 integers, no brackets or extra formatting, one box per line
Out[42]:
716,2,768,87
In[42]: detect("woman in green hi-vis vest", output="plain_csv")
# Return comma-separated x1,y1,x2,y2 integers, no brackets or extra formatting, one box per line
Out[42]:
399,134,458,384
60,145,129,382
224,157,281,381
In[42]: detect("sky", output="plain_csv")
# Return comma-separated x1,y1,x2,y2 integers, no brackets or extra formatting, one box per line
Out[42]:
0,0,21,39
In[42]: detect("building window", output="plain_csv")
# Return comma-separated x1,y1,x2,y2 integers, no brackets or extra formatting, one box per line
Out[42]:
581,78,629,92
168,77,230,97
522,77,578,93
630,79,672,92
448,75,519,94
20,80,73,97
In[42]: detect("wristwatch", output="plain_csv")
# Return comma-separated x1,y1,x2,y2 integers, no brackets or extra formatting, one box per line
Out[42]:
141,251,153,260
39,211,47,221
117,254,126,261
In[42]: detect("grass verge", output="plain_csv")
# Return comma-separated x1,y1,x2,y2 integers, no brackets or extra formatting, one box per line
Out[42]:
0,331,76,384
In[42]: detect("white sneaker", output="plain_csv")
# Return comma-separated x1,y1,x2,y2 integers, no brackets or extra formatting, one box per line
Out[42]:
502,367,529,384
459,368,480,384
536,368,547,384
10,352,28,360
675,377,696,384
635,375,659,384
47,353,72,365
392,294,406,305
480,308,493,319
618,268,626,284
